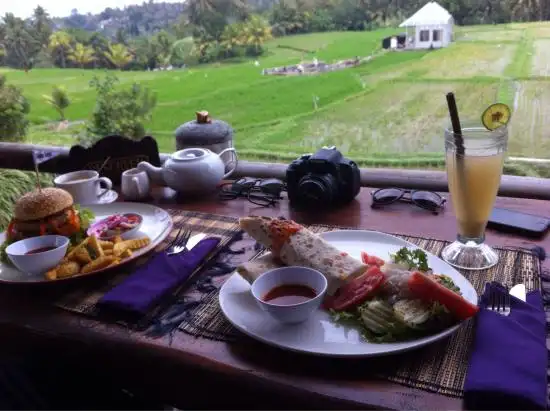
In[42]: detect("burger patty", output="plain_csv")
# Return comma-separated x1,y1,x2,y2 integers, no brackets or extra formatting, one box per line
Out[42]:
11,207,78,237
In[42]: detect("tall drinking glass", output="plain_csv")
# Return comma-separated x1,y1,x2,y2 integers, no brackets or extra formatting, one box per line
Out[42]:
441,126,508,270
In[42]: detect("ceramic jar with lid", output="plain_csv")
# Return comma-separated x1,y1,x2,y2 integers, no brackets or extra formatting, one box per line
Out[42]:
175,111,237,172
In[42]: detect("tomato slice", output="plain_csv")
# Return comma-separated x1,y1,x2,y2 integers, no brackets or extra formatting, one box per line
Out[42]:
408,271,479,320
360,251,385,267
325,266,386,311
6,220,16,242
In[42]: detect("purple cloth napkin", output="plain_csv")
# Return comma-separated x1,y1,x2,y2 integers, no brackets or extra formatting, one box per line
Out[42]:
98,237,221,315
464,282,547,410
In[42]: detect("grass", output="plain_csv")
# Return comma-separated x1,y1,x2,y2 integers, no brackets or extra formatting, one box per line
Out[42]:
2,21,550,169
532,39,550,77
0,170,53,231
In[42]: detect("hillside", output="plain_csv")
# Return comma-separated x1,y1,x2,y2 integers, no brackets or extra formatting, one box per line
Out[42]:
3,22,550,172
49,0,279,38
51,2,187,37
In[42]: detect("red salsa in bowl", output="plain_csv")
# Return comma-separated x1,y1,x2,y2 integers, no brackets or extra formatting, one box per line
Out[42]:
87,213,143,240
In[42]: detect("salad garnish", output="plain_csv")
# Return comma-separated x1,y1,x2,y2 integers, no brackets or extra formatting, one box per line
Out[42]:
390,247,430,272
328,247,478,343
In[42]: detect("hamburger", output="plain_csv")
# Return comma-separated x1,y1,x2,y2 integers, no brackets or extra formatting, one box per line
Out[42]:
5,187,94,243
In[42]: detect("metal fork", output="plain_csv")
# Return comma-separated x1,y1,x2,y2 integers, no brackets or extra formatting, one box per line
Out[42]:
487,286,511,316
165,228,192,256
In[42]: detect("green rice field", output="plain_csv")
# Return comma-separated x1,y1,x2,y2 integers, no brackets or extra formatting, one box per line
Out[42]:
3,22,550,167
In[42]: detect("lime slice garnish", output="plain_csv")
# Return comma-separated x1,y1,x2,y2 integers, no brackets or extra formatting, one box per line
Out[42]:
481,103,511,131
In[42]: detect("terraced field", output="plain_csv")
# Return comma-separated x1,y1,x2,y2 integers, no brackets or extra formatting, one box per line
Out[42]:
3,21,550,167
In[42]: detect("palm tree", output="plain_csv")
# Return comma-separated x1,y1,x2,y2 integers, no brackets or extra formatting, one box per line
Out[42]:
241,15,272,55
48,31,72,68
187,0,248,25
153,30,174,67
510,0,542,20
32,6,52,48
2,13,38,69
220,23,245,54
43,86,70,120
68,43,95,68
104,43,133,69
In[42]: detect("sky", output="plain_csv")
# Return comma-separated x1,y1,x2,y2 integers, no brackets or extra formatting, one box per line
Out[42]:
0,0,184,19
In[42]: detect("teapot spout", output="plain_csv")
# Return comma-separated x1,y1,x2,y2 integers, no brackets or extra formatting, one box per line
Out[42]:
137,161,165,186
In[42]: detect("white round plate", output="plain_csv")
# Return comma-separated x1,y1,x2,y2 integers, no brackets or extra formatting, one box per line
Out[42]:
0,203,172,284
219,230,478,357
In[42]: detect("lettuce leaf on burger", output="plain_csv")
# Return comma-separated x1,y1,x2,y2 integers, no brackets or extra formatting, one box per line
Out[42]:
1,188,95,263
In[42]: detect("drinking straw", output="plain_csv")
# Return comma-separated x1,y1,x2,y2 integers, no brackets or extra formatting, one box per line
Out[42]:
446,92,465,155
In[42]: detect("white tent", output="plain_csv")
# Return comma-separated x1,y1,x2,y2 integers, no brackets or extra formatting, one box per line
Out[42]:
399,2,454,50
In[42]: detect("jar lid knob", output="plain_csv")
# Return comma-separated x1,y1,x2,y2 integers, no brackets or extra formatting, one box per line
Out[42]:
196,110,212,124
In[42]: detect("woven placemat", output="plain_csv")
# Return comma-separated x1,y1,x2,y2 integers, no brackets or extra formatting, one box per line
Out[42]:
53,210,242,328
178,224,542,398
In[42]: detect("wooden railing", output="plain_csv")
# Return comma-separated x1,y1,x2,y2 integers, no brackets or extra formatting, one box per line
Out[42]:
1,142,550,200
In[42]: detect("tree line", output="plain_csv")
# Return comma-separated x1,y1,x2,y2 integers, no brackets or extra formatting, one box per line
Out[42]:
0,0,549,71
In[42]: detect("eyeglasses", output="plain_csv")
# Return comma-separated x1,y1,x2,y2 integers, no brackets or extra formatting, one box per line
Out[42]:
219,178,285,207
371,188,446,214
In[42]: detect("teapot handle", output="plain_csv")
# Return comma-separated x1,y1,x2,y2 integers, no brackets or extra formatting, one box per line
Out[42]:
219,147,238,179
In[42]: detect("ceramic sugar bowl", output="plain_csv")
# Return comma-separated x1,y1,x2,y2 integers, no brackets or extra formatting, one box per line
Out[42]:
175,111,237,172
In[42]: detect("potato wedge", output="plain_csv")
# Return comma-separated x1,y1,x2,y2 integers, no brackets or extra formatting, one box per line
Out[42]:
86,235,104,259
127,237,151,250
107,259,121,268
99,240,114,250
114,237,151,256
74,248,92,265
113,242,130,257
66,237,91,260
45,269,57,280
56,261,81,279
120,249,133,259
81,256,116,274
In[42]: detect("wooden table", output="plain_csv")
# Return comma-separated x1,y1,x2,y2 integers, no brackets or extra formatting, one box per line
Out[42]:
0,187,548,410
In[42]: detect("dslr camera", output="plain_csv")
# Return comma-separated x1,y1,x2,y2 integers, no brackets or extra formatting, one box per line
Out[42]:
286,146,361,209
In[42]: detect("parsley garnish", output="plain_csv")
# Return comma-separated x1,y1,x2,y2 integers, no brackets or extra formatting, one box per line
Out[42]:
390,247,429,272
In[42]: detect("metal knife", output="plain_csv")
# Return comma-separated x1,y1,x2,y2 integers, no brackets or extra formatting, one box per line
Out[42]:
509,283,526,302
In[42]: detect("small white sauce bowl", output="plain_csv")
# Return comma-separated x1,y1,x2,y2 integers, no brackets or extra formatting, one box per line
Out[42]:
6,235,70,277
251,266,328,324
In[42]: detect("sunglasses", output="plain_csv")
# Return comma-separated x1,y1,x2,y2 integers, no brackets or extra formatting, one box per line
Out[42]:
219,178,284,207
371,188,446,214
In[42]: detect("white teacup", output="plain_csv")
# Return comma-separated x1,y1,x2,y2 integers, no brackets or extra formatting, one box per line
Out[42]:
121,168,150,201
54,170,113,204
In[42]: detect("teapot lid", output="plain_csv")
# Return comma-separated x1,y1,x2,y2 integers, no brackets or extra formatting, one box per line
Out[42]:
172,148,210,161
175,111,233,145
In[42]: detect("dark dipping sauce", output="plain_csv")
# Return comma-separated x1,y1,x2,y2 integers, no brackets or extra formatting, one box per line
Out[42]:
25,246,56,255
263,284,317,306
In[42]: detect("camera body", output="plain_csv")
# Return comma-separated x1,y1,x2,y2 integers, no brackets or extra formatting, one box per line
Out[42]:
286,147,361,209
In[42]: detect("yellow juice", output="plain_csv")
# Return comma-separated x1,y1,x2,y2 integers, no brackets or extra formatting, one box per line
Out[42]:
446,151,504,239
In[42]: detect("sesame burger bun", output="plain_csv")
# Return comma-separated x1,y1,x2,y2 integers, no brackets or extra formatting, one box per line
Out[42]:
14,188,74,222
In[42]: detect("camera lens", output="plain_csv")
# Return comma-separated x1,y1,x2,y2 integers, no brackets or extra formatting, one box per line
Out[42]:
297,174,337,206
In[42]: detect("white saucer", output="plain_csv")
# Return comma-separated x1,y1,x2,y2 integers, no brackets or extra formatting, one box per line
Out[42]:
80,190,119,205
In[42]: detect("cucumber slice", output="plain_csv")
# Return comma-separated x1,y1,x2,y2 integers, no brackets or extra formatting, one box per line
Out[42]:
358,300,406,335
393,299,432,328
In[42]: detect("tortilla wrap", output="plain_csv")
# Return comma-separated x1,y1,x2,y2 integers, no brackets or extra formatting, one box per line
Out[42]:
238,217,367,295
236,254,282,284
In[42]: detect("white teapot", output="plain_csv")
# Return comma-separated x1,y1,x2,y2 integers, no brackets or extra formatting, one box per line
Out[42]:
137,147,237,194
